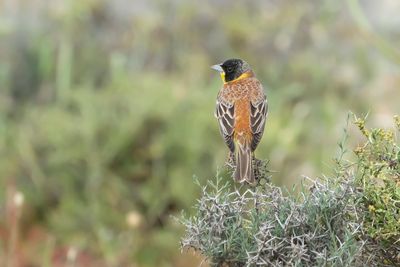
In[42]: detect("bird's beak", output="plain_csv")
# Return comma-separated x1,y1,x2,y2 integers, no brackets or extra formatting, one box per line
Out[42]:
211,64,226,83
211,64,224,73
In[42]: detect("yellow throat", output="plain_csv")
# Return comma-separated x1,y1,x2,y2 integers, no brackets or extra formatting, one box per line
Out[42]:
220,72,226,83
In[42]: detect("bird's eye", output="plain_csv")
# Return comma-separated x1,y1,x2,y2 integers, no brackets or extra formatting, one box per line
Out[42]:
227,67,233,73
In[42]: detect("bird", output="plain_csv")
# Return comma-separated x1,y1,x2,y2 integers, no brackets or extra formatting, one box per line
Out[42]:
211,58,268,184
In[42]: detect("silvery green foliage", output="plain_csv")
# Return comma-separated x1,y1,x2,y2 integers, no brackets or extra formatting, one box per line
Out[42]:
179,169,364,267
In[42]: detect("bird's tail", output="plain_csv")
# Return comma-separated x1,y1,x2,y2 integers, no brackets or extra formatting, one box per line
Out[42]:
234,140,255,185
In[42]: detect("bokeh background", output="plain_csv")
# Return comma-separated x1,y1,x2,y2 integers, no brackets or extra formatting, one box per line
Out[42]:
0,0,399,266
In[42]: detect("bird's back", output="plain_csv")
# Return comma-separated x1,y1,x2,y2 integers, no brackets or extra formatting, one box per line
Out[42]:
218,77,265,141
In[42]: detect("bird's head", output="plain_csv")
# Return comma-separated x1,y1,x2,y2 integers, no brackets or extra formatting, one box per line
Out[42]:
211,58,252,83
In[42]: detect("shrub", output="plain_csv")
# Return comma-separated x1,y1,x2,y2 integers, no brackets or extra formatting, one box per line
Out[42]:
179,116,400,266
179,169,362,266
353,116,400,264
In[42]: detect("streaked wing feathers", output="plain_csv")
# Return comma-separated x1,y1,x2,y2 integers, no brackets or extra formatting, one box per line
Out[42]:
215,99,235,152
250,95,268,151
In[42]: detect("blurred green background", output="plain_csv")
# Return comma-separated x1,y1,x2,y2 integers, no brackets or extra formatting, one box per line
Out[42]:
0,0,399,266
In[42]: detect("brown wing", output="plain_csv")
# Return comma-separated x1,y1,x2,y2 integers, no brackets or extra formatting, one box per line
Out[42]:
215,98,235,152
250,88,268,151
